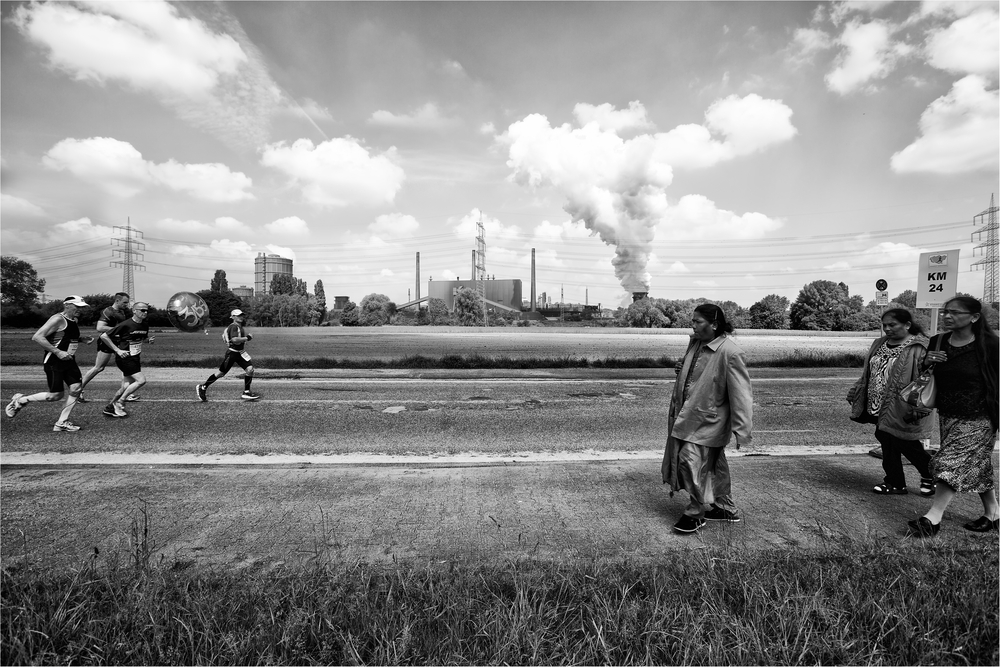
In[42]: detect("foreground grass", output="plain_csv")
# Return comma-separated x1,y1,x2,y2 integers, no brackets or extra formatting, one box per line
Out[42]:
3,541,995,665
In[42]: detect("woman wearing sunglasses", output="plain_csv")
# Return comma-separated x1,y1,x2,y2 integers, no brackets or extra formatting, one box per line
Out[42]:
908,296,1000,537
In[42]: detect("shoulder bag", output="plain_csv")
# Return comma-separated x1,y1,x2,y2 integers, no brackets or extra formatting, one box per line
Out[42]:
900,334,943,410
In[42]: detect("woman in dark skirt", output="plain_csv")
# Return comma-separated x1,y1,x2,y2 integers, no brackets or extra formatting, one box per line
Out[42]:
908,296,1000,537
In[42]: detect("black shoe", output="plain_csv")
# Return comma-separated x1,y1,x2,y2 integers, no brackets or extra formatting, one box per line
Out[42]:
873,483,907,495
704,506,741,523
673,515,705,534
919,478,935,497
963,516,1000,532
196,384,207,402
907,517,940,538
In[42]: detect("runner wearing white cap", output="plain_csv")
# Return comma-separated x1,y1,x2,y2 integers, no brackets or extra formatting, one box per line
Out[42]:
196,308,259,402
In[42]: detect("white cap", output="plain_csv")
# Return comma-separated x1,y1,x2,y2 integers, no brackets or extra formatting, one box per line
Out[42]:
230,309,244,318
64,295,88,307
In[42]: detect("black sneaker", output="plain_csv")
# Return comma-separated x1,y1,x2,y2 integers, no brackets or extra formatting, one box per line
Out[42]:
704,506,741,523
673,515,705,534
240,390,260,401
196,385,207,402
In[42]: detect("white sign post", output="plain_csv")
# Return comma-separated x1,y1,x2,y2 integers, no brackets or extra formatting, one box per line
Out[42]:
916,249,960,334
875,290,889,306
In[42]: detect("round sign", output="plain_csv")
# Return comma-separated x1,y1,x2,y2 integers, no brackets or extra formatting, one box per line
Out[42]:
875,279,887,291
165,291,211,333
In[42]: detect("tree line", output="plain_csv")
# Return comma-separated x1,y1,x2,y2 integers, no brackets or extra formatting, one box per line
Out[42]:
2,256,996,330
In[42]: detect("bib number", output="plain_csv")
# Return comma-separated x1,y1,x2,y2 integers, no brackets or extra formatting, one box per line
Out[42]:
240,351,251,362
129,341,143,356
66,343,79,356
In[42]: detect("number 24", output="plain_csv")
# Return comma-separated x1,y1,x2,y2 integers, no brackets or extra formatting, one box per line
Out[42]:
928,283,944,292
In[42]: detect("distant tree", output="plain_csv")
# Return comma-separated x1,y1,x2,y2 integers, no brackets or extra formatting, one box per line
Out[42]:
295,278,308,296
748,294,789,329
340,301,359,326
717,300,750,329
1,256,45,310
314,279,327,322
617,298,670,328
892,290,917,309
453,287,485,326
270,274,296,296
790,280,850,330
358,293,393,326
654,297,705,329
197,289,245,326
425,298,450,325
78,294,116,326
210,269,229,293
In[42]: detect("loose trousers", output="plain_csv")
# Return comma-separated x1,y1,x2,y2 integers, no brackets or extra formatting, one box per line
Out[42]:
677,440,738,518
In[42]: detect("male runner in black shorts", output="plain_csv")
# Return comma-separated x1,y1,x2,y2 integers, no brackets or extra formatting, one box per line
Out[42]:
78,291,135,403
197,308,259,401
100,302,154,418
5,296,92,432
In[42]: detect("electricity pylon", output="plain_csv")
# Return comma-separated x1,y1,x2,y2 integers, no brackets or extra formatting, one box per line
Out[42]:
972,194,998,304
111,218,145,298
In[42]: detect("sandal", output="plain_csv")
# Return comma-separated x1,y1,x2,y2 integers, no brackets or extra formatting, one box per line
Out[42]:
872,483,907,495
919,478,935,497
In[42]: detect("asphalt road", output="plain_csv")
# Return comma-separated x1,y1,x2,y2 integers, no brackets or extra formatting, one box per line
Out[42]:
0,367,886,456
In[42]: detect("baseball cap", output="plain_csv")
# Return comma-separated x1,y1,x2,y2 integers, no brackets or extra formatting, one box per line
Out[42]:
230,309,244,318
64,295,88,307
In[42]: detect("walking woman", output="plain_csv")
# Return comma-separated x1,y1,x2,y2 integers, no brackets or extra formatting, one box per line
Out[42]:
662,303,753,534
909,296,1000,537
847,308,935,496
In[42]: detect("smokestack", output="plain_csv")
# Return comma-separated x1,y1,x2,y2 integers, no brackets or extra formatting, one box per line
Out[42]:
531,248,536,311
632,292,648,303
415,252,420,301
472,250,476,281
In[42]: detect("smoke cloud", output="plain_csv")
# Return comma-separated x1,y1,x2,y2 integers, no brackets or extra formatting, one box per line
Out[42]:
500,98,795,294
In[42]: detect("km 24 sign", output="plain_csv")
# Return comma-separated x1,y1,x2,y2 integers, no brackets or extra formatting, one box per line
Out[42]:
916,249,960,308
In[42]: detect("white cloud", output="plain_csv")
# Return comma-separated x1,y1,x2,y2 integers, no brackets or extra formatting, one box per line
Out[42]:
863,241,923,260
369,213,420,239
11,0,281,151
214,216,251,234
824,261,852,270
380,268,394,277
264,244,296,261
925,8,999,76
825,19,911,94
52,217,115,242
260,138,405,207
157,218,213,235
532,219,591,241
656,195,783,241
1,193,46,217
453,209,524,243
43,137,253,200
264,216,310,237
479,121,497,135
368,102,454,129
298,97,334,122
792,27,834,57
573,101,654,133
703,94,799,156
663,261,690,275
890,75,999,174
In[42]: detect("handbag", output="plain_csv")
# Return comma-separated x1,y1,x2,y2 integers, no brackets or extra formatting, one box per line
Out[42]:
900,335,943,410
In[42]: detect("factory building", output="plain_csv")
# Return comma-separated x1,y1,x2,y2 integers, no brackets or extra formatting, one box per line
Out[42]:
427,279,523,312
232,285,254,299
254,253,293,295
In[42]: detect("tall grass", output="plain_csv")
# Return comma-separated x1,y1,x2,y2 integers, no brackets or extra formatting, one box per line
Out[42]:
3,539,995,665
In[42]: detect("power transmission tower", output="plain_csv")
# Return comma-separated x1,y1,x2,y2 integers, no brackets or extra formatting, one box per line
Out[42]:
475,211,487,325
972,194,998,304
111,218,145,298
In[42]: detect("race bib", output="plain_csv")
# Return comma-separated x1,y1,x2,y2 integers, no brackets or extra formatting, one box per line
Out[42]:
129,341,143,356
66,342,79,356
240,351,252,362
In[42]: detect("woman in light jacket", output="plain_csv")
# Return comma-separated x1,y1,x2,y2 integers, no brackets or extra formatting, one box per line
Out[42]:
662,303,753,535
847,308,934,496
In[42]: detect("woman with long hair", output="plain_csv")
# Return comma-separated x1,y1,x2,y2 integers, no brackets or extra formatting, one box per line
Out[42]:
908,296,1000,536
662,303,753,534
848,308,935,496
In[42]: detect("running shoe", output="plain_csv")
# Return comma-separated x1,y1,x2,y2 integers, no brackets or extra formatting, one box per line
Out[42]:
704,506,741,523
5,393,24,419
53,421,81,432
125,394,141,402
103,404,126,418
76,391,88,403
241,390,260,401
197,384,207,402
673,515,705,534
113,402,128,418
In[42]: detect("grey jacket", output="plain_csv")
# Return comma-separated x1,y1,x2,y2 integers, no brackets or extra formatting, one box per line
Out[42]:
848,334,933,440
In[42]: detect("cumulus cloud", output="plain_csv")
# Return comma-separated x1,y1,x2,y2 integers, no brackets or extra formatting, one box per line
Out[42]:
43,137,254,201
573,101,654,133
369,213,420,239
500,98,793,293
453,209,524,244
52,217,115,242
1,193,46,218
825,19,912,94
657,195,783,241
368,102,454,129
264,244,295,261
479,121,497,135
925,7,999,76
11,1,283,152
260,138,405,207
890,75,999,174
264,216,310,237
156,217,252,237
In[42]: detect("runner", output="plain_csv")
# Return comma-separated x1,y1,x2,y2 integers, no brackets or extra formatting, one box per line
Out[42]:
100,302,155,418
5,296,93,432
78,292,135,403
197,309,260,402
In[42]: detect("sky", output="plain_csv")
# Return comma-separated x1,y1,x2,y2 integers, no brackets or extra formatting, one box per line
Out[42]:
1,0,998,312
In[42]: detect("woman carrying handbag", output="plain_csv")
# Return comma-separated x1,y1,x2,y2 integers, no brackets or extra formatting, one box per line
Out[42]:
908,296,1000,537
847,308,935,496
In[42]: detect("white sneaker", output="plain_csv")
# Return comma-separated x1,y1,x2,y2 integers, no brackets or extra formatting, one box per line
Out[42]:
53,421,81,432
125,394,141,402
113,402,128,418
5,393,24,418
241,391,260,401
